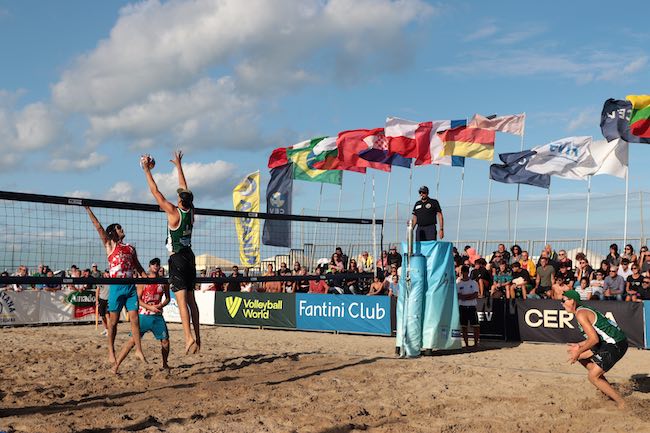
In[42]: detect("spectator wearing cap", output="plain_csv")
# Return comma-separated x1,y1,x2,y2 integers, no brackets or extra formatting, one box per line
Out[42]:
387,246,402,269
410,185,443,241
638,276,650,300
555,262,575,288
470,258,491,298
510,261,531,299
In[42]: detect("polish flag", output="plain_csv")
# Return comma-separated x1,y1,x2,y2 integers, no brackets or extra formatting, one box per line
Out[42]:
385,117,433,159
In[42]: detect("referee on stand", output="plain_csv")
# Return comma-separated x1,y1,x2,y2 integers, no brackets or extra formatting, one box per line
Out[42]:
411,186,444,241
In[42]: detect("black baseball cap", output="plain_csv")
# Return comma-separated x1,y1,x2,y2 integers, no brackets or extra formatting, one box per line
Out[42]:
149,258,161,266
418,185,429,194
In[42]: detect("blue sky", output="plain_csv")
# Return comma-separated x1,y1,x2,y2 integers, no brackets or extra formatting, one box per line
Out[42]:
0,0,648,242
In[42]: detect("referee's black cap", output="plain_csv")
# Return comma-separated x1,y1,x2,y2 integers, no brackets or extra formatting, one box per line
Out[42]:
418,185,429,194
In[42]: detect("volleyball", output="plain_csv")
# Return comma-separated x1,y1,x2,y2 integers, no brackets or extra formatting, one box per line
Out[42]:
140,154,155,170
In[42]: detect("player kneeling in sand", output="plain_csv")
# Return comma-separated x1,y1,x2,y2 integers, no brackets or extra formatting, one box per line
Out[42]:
114,258,170,374
562,290,628,409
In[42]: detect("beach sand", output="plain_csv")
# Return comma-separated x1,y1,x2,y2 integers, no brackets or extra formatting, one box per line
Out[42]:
1,324,649,433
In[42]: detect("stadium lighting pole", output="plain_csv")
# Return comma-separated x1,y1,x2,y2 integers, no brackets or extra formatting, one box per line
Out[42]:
584,176,592,252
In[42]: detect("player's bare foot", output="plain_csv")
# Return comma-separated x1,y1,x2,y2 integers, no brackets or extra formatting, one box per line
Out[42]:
185,340,197,355
135,351,147,363
108,354,116,364
111,363,119,374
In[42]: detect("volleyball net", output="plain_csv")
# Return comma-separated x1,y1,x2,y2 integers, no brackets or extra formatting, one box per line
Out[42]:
0,191,383,286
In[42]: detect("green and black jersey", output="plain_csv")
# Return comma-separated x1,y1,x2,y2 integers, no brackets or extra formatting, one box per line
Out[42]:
166,208,193,254
576,305,626,344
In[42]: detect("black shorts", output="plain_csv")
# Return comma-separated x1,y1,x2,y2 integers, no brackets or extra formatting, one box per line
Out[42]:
168,248,196,292
415,225,437,241
590,340,628,372
97,298,108,317
459,305,478,326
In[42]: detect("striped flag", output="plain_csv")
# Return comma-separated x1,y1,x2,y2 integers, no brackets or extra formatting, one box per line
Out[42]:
441,127,496,161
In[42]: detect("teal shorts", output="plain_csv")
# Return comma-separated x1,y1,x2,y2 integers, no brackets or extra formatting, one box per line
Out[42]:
137,314,169,340
108,284,137,312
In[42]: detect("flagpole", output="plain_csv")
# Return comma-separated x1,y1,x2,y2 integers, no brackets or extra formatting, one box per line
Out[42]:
623,168,630,245
355,175,367,258
483,178,493,256
584,176,592,252
334,177,343,248
544,185,551,246
456,167,465,246
513,116,526,245
312,182,324,253
395,198,399,247
408,163,414,210
382,170,392,253
436,164,441,199
372,175,378,276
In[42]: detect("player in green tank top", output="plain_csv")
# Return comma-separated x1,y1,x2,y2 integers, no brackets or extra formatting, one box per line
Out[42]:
142,150,201,355
561,290,628,409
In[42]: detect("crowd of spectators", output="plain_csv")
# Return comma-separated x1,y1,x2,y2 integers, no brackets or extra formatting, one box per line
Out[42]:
197,246,402,298
452,243,650,302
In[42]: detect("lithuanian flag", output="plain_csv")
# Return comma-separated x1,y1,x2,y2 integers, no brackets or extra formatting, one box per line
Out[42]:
440,126,496,161
626,94,650,138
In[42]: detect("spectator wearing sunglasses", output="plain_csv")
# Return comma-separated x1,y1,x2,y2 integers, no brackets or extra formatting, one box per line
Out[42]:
638,277,650,300
625,264,644,302
603,267,625,301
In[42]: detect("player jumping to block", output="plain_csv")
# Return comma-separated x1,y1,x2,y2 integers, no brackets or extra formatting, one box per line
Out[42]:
141,151,201,354
85,207,147,365
561,290,628,409
113,258,170,374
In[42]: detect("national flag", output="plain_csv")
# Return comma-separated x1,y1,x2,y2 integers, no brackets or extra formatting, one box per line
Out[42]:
626,94,650,138
268,147,288,168
358,129,412,168
489,150,550,189
600,99,650,144
336,129,392,172
575,138,628,179
384,117,433,158
468,113,525,136
287,139,342,185
415,119,467,166
526,136,596,180
309,136,366,173
263,164,293,247
441,126,496,161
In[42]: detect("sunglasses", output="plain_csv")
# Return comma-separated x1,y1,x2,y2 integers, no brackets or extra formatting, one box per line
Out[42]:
643,281,650,285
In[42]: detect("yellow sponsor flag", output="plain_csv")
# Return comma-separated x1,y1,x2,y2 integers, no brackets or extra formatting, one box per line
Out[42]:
233,171,260,267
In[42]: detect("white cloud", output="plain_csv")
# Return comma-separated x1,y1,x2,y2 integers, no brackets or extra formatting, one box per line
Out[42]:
567,109,598,132
494,25,546,44
105,181,135,201
151,159,239,201
65,190,92,198
463,24,498,42
52,0,435,114
49,152,108,171
88,77,261,149
0,91,63,152
437,49,649,83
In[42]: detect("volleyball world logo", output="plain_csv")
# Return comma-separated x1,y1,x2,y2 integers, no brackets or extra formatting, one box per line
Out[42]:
226,296,243,318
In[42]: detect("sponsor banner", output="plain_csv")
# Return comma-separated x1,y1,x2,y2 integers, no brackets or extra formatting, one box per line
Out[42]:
64,290,96,319
476,298,506,339
517,299,645,348
162,291,215,325
645,301,650,349
0,290,40,325
214,292,295,329
296,294,391,335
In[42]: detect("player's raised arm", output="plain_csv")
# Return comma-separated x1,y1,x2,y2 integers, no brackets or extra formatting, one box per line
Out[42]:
171,150,188,190
141,155,176,216
85,206,109,247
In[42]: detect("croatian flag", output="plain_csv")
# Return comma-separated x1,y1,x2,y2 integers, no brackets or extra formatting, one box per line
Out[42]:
359,129,412,168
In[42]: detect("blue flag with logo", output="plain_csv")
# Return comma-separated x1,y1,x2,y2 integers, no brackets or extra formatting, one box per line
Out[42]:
490,150,551,189
263,164,292,247
600,98,650,144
